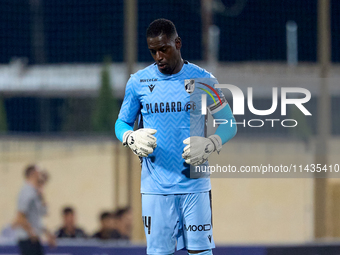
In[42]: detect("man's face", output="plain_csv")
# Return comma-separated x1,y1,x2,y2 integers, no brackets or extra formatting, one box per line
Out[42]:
121,211,133,232
64,212,75,227
101,216,115,230
147,34,181,74
29,166,41,184
38,172,46,187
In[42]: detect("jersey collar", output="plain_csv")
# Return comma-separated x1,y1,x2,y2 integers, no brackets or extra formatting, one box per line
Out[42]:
154,60,188,79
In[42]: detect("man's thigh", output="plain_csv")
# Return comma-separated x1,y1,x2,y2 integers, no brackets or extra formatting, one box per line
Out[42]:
178,191,215,251
142,194,180,255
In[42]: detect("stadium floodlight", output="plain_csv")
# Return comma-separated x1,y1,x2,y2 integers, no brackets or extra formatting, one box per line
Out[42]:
208,25,220,64
286,20,298,66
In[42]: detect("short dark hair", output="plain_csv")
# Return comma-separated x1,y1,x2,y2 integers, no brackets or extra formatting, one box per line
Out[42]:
146,18,177,39
100,211,112,221
63,206,74,215
114,206,131,219
24,164,37,178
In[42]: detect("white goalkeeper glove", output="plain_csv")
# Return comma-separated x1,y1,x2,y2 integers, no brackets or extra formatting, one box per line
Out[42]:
123,128,157,157
182,135,222,166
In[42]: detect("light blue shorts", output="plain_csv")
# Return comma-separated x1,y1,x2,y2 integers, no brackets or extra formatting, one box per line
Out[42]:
142,191,215,255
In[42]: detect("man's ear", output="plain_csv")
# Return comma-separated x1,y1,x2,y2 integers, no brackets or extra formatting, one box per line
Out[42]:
175,37,182,50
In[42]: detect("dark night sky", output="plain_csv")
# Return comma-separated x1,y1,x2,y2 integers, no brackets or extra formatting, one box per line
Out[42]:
0,0,338,64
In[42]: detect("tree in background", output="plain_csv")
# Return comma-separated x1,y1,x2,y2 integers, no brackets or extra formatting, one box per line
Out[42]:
0,97,8,132
92,57,119,133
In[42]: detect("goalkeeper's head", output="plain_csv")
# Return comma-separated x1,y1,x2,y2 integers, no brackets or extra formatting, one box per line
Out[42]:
146,18,183,75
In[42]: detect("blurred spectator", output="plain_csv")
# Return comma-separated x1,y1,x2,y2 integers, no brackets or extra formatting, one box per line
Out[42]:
14,164,55,255
113,207,132,241
92,211,117,240
55,207,87,238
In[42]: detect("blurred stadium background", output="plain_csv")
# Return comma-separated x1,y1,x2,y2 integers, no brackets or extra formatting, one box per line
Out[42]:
0,0,340,254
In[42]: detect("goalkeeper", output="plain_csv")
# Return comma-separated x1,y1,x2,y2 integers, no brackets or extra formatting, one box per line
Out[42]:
115,19,236,255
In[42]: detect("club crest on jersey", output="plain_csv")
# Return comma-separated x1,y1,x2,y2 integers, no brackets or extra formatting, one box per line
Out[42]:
184,79,195,94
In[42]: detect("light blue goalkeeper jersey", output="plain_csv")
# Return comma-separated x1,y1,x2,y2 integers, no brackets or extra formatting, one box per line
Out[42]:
117,61,224,194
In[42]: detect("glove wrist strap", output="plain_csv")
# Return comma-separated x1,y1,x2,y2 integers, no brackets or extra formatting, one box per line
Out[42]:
208,134,222,153
122,130,133,147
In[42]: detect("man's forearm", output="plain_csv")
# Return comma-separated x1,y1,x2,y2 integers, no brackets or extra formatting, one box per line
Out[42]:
212,104,237,144
115,118,134,142
43,227,52,237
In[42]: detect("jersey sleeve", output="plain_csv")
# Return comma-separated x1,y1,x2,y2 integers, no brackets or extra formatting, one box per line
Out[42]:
205,77,237,144
115,75,141,142
212,104,237,144
204,78,228,115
